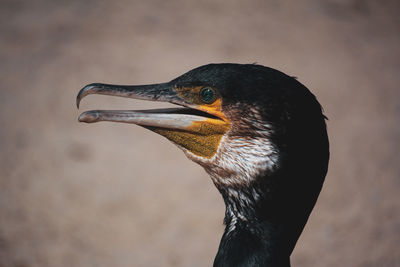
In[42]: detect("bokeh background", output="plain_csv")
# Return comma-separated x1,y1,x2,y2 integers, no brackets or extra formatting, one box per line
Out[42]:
1,0,399,266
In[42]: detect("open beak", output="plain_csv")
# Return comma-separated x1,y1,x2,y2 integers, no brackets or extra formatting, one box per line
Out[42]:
76,82,230,158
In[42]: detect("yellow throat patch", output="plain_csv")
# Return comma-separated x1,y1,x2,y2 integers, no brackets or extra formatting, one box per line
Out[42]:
148,86,231,158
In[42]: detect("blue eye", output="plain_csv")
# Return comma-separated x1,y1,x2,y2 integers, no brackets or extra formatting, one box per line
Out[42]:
200,87,216,104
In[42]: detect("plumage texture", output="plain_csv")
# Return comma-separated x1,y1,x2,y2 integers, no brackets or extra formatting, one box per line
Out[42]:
170,64,329,266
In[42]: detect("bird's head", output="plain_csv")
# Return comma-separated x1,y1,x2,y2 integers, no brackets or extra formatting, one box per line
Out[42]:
77,63,329,260
77,63,328,198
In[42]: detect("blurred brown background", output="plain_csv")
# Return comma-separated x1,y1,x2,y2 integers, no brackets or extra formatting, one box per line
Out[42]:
1,0,399,266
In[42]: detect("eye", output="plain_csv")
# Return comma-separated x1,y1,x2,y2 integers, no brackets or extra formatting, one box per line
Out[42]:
200,87,216,104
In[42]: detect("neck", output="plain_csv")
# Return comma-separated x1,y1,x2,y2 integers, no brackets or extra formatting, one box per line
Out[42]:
212,184,291,267
211,170,321,267
207,118,329,266
214,216,291,267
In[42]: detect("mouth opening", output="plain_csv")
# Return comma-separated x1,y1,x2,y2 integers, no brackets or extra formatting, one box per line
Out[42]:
150,107,222,120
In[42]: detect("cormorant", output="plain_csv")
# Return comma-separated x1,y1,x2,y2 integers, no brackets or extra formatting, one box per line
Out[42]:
76,63,329,267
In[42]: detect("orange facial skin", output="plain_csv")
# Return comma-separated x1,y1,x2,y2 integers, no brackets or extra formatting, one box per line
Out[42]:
148,86,231,158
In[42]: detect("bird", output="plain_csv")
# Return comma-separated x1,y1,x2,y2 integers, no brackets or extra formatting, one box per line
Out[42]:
76,63,329,267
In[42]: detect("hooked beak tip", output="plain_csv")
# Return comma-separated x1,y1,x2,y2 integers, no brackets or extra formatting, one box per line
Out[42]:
76,83,101,109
